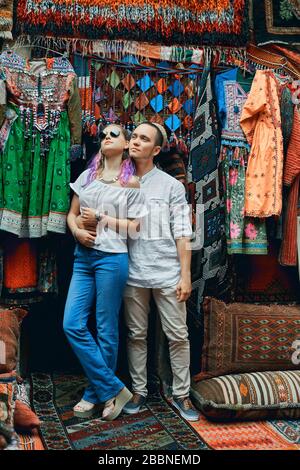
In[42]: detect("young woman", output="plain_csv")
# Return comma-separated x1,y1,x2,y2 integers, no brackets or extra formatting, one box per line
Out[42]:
63,124,147,421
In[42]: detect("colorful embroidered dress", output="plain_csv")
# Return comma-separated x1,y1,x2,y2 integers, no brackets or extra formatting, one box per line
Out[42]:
240,70,284,218
0,51,81,237
215,68,268,255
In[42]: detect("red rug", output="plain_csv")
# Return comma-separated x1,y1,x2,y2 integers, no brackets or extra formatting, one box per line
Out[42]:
191,414,300,450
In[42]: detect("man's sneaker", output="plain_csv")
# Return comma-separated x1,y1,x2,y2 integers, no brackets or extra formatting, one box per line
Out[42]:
123,393,147,414
171,397,200,422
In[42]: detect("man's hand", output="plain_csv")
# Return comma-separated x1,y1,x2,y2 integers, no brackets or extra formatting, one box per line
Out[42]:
76,213,97,236
81,207,98,224
74,228,96,248
176,276,192,303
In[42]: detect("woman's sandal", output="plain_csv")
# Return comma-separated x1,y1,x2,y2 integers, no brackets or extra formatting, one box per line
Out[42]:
102,387,133,421
73,399,99,418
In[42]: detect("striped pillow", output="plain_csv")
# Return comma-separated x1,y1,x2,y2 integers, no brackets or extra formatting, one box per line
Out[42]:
191,370,300,421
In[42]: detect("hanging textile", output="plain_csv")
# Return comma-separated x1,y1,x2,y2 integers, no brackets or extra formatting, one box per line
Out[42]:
15,0,249,46
280,86,294,155
279,106,300,266
38,238,58,294
187,64,228,319
240,70,285,218
215,68,268,255
0,51,82,238
0,234,59,305
157,150,188,190
15,36,247,67
246,43,300,79
0,0,13,39
75,55,198,159
253,0,300,46
3,237,37,291
234,241,300,303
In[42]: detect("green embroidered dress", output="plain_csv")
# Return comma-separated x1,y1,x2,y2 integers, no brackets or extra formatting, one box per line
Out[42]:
0,51,81,237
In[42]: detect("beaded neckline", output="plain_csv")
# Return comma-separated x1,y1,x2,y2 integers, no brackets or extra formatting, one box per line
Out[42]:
0,51,75,76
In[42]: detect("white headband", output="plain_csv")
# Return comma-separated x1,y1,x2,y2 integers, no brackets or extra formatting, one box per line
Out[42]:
151,123,168,148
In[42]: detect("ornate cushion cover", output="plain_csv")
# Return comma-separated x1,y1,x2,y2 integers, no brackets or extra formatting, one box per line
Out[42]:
194,297,300,382
0,372,16,427
14,401,40,433
0,308,27,373
191,370,300,421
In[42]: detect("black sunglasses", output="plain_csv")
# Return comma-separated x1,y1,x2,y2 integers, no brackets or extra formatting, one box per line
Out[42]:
99,129,121,140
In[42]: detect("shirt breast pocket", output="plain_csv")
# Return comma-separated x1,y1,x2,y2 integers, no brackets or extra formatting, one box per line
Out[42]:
141,197,171,240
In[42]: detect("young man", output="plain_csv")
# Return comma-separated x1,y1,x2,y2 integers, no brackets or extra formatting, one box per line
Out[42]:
123,122,199,421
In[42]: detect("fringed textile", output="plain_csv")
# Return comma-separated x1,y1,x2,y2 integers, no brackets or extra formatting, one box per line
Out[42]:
15,0,249,46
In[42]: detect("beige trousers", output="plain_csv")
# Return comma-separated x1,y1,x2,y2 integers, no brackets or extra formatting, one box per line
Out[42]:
123,285,191,398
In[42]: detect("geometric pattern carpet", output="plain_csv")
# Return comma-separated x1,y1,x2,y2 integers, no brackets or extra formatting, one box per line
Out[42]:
191,416,300,451
31,373,300,451
31,373,209,451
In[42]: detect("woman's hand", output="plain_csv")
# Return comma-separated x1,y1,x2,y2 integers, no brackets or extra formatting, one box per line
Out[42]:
74,228,96,248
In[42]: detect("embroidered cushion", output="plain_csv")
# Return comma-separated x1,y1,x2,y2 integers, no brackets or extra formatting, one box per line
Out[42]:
0,308,27,373
191,370,300,421
14,401,40,433
194,297,300,381
0,372,16,427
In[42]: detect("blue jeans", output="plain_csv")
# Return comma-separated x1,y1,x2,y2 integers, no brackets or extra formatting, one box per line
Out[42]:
63,244,128,403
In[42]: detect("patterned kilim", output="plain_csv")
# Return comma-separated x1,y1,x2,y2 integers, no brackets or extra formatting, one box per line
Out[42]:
253,0,300,45
192,371,300,421
187,63,228,321
31,373,209,450
191,415,300,450
234,242,300,303
195,297,300,382
18,430,45,450
15,0,249,46
74,54,199,165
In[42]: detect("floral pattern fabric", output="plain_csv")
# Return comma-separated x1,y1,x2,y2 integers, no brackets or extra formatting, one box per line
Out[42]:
220,147,268,254
240,70,285,218
215,70,268,255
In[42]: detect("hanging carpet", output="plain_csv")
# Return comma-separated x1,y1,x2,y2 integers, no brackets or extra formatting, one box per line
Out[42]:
253,0,300,45
0,0,13,39
15,0,249,46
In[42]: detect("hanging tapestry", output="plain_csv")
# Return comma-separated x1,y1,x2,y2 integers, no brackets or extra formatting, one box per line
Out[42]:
234,241,300,303
187,65,229,324
73,54,198,168
15,0,249,46
253,0,300,45
0,0,13,39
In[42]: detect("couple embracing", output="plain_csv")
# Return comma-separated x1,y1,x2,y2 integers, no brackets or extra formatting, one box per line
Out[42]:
63,122,199,422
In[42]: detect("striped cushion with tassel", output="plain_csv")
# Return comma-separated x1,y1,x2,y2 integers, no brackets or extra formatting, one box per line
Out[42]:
191,370,300,421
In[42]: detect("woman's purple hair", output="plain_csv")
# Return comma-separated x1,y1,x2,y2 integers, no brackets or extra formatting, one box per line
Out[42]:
84,125,135,187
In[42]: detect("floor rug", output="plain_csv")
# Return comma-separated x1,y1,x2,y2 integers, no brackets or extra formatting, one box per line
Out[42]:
191,414,300,450
31,373,209,451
